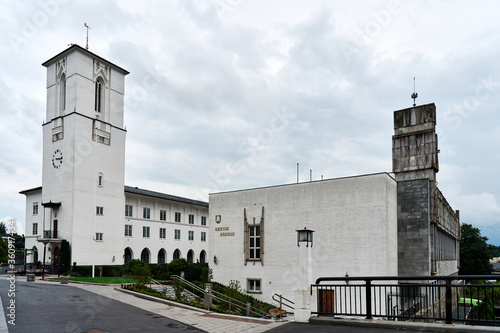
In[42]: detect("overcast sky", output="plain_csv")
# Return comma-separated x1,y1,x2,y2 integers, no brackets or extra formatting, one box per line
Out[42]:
1,0,499,245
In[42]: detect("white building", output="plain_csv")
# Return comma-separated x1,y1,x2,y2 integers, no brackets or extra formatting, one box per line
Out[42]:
209,172,398,305
208,103,460,306
21,45,208,268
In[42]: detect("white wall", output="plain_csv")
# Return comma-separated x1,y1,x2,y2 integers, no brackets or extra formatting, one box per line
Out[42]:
209,173,398,305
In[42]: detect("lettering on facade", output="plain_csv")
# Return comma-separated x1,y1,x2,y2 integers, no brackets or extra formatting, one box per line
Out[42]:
215,226,235,236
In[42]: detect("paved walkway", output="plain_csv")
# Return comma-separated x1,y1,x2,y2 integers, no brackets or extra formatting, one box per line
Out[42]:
58,279,288,333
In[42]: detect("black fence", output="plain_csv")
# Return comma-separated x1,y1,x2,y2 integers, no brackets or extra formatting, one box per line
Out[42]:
311,275,500,326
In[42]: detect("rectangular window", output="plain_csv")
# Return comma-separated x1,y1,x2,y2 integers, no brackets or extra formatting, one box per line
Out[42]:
247,279,261,293
160,210,166,221
143,207,151,219
188,230,194,241
125,225,132,237
249,226,261,259
174,229,180,240
175,212,181,222
159,228,166,239
201,216,206,226
32,223,38,235
98,175,103,186
96,206,104,215
125,205,133,217
189,214,194,224
33,202,39,215
201,231,206,242
95,233,103,241
143,226,150,238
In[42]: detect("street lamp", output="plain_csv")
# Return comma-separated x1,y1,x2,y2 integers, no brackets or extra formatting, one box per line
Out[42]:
40,239,50,278
296,227,314,247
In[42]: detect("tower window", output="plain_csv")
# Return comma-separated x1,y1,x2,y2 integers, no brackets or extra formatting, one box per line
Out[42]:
33,202,39,215
95,233,103,241
175,212,181,222
189,214,194,224
60,73,66,113
98,173,103,186
95,78,104,112
96,206,104,215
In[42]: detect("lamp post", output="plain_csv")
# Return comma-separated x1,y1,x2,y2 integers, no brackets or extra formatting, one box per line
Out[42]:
40,239,50,279
294,227,314,323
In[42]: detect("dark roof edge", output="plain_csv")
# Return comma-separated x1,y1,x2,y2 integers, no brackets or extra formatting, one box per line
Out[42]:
209,172,396,196
42,44,129,75
19,186,42,195
125,186,208,207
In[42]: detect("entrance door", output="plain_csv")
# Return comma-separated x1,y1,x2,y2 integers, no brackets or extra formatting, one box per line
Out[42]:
318,289,335,314
52,246,60,268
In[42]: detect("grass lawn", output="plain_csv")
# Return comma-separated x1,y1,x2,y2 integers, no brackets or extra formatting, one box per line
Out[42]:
54,276,137,284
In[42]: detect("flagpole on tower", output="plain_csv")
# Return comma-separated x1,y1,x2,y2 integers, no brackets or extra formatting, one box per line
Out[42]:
84,23,91,50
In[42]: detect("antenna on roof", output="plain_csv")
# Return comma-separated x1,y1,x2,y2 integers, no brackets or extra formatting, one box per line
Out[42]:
411,77,418,107
84,22,91,50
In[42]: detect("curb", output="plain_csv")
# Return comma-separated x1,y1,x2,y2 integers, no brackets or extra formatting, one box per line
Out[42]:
309,316,500,332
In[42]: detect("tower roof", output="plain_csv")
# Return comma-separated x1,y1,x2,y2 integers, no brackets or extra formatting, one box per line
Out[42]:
42,44,129,75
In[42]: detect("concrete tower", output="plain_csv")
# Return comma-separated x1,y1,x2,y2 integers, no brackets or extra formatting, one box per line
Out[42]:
35,44,129,267
393,103,459,277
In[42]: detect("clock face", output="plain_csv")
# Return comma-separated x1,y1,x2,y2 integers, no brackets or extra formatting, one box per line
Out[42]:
52,149,63,169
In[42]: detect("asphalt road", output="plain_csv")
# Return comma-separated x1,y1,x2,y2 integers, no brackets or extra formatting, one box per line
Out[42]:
0,276,202,333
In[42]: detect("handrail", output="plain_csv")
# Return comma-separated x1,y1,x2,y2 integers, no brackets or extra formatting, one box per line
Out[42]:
170,275,269,318
312,275,500,325
272,293,294,310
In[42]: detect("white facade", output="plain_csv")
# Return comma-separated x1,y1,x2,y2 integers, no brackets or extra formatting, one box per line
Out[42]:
21,45,208,268
209,172,398,305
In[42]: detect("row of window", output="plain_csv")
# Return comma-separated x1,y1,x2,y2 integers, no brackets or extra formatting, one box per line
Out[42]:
125,205,207,225
125,248,206,264
128,225,206,241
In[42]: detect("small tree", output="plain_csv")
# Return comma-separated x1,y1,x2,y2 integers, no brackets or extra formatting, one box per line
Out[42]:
172,278,184,300
460,223,493,275
60,240,71,274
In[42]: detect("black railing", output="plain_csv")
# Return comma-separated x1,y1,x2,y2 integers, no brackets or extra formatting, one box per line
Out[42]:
311,275,500,326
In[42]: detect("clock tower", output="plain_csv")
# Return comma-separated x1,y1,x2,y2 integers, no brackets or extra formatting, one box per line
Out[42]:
37,44,129,267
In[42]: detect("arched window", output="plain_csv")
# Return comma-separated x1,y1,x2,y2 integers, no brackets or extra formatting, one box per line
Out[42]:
173,249,181,260
199,250,206,264
158,249,166,264
95,77,104,112
60,73,66,113
141,248,150,263
98,173,103,187
124,248,133,264
187,250,195,263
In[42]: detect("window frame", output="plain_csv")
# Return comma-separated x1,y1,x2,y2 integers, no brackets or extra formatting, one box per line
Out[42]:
201,216,206,226
174,229,181,240
96,206,104,215
32,202,39,216
125,205,133,217
32,223,38,236
248,225,261,260
175,212,181,222
125,224,132,237
143,207,151,219
188,230,194,241
159,228,166,239
95,232,103,241
143,226,150,238
247,278,262,294
160,209,167,221
189,214,194,224
201,231,206,242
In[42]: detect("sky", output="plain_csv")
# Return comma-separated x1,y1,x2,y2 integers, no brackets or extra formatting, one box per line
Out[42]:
1,0,499,245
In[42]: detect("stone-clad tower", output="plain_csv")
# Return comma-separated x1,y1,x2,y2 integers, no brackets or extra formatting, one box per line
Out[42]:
393,103,459,277
29,44,129,267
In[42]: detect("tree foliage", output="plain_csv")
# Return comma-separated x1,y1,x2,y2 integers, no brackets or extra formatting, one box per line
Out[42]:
0,222,6,236
60,239,71,272
459,223,493,275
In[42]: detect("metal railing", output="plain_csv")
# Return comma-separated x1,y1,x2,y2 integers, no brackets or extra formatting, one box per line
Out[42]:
312,275,500,326
170,275,269,318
